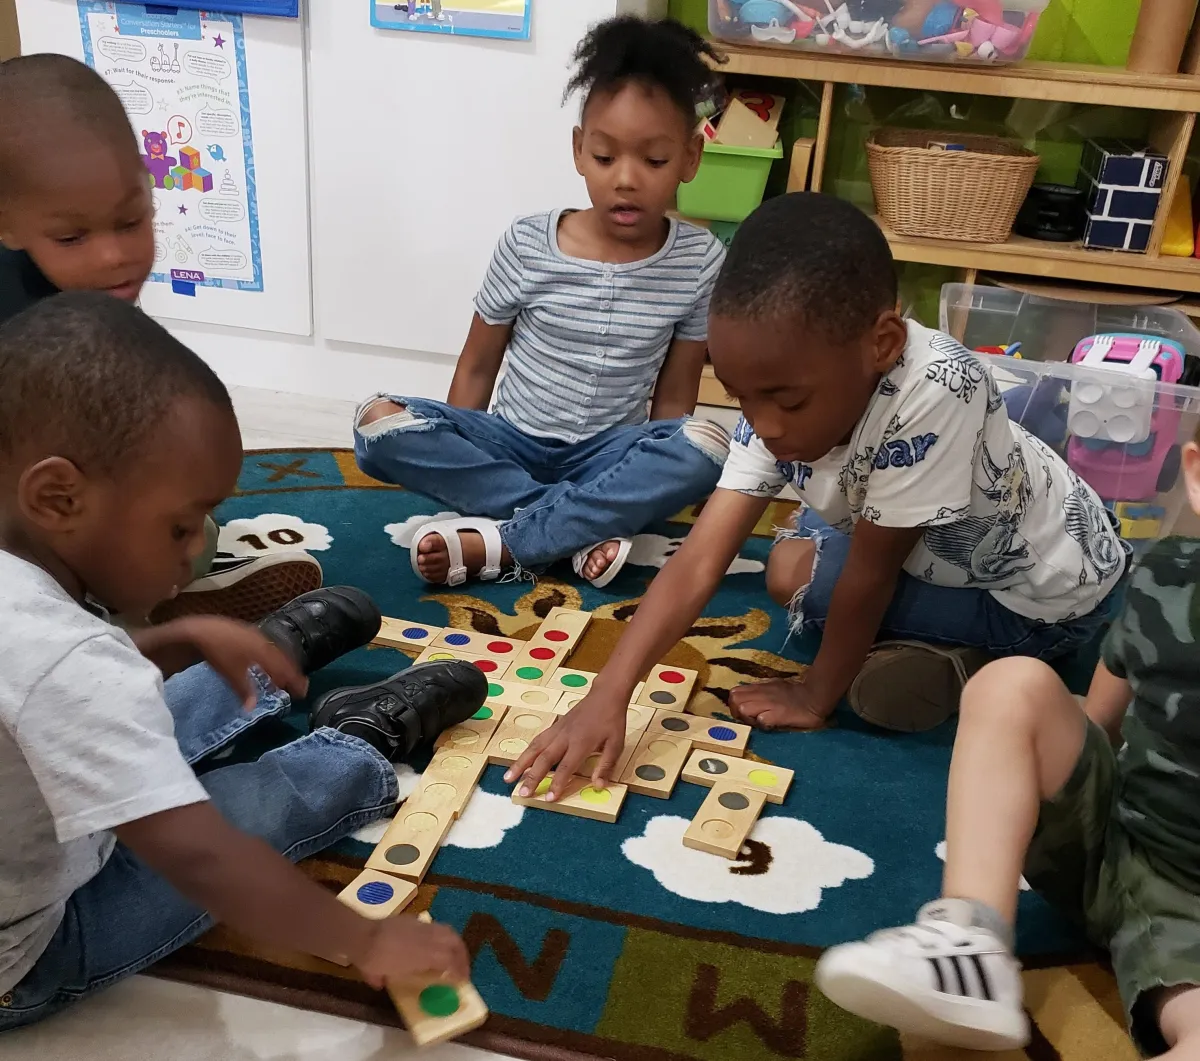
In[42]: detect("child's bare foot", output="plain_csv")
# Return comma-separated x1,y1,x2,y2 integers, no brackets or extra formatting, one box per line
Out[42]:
729,678,831,731
416,530,512,584
579,540,624,582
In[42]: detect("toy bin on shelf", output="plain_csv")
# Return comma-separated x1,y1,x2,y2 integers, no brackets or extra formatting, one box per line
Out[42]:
938,283,1200,365
676,140,783,223
709,0,1049,65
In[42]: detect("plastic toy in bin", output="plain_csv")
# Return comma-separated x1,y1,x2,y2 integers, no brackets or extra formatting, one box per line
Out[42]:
1066,334,1186,503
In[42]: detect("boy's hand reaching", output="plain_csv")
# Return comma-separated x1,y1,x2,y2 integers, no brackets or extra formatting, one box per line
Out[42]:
357,916,471,991
505,691,627,801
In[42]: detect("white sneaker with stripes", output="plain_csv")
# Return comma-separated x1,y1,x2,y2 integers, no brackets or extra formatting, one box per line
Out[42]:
815,900,1029,1051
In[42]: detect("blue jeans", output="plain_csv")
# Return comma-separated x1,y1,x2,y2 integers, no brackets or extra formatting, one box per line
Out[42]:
782,509,1129,659
0,665,397,1030
354,396,726,569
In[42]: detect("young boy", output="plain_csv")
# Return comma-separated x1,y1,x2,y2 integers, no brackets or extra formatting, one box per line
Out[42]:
0,53,321,622
0,293,488,1027
816,445,1200,1057
507,192,1128,801
355,16,730,589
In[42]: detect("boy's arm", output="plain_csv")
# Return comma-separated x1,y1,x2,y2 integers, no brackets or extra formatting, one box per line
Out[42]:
649,338,708,421
797,520,923,718
115,803,470,984
446,313,511,411
1085,660,1131,744
507,488,771,800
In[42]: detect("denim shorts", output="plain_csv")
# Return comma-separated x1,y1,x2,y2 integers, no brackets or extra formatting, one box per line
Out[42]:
780,508,1130,660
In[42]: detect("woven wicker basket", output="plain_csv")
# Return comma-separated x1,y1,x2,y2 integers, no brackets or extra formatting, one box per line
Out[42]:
867,128,1040,244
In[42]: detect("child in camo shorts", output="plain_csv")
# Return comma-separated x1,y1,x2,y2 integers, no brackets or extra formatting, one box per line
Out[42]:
816,427,1200,1057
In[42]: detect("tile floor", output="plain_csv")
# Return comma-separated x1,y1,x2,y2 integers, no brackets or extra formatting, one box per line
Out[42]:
4,387,517,1061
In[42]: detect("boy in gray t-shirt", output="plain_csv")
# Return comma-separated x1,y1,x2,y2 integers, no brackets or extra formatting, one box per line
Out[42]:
0,294,480,1029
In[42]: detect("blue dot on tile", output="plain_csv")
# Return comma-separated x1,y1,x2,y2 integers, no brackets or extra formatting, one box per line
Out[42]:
707,726,737,742
445,632,471,646
357,880,395,905
402,626,428,640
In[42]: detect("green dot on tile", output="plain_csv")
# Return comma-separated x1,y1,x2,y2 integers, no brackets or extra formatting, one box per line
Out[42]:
419,984,461,1018
487,683,504,698
516,666,543,681
560,673,588,688
472,705,494,720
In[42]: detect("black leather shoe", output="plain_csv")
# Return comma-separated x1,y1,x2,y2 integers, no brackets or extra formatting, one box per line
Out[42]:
310,660,488,761
259,586,382,675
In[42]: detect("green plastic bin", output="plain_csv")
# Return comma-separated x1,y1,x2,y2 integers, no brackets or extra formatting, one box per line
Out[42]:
677,140,783,223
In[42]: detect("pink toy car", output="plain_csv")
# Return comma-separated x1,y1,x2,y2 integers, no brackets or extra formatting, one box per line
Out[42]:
1066,333,1186,502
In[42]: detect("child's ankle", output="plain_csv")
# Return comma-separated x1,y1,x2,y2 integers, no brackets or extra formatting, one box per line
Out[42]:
927,897,1014,950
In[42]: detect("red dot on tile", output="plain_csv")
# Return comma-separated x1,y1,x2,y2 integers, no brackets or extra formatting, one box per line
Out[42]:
487,641,514,654
660,670,686,684
474,660,498,673
543,630,569,642
530,647,556,661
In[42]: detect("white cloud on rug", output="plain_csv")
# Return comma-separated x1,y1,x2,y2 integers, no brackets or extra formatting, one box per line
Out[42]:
219,513,332,555
936,841,1030,890
385,512,463,549
623,815,873,914
628,534,764,575
444,791,525,849
350,765,422,844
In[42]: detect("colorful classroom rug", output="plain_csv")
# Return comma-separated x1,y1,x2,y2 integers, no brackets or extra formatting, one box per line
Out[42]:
156,449,1131,1061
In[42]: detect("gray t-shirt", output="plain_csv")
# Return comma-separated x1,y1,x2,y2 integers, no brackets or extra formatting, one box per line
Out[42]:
0,551,208,993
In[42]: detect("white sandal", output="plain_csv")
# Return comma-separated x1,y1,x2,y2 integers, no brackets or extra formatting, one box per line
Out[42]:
572,538,632,589
410,517,505,587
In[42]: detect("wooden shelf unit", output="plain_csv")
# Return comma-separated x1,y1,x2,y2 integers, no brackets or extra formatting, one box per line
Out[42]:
711,45,1200,295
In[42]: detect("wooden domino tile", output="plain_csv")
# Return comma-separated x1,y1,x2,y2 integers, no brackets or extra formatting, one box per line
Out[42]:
649,709,750,756
434,703,508,753
635,665,698,712
512,774,627,822
337,869,419,920
365,799,455,883
506,642,568,686
483,679,562,712
549,667,596,695
591,705,656,780
413,749,488,816
681,749,793,804
619,732,693,798
483,706,557,765
554,692,586,715
375,618,445,651
528,607,592,657
431,628,523,658
390,974,489,1047
682,783,766,859
414,644,511,680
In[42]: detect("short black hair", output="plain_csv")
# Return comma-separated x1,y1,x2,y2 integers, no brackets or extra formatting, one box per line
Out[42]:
0,292,234,475
0,54,139,197
712,193,899,343
565,15,724,126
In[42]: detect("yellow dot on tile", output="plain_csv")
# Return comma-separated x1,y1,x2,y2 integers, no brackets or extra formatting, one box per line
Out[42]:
535,776,553,796
579,787,611,805
747,769,779,788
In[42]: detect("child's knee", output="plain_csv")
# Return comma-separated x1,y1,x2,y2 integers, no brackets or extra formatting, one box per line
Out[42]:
681,417,731,466
766,537,816,608
354,396,431,441
960,657,1062,727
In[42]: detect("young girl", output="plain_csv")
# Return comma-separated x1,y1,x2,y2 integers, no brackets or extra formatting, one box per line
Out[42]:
354,16,731,588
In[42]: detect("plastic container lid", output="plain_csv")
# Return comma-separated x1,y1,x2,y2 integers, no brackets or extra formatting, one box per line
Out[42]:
701,141,785,160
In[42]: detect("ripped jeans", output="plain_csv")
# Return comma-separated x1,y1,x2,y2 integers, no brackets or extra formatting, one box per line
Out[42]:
779,509,1129,659
354,396,729,569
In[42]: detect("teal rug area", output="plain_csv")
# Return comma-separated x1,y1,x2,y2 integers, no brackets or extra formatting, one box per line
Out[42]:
163,449,1096,1061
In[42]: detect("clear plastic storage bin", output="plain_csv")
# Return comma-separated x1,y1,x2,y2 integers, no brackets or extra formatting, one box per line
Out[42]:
709,0,1049,66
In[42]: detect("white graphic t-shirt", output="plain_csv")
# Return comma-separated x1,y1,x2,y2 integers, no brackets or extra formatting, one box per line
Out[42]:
718,321,1125,622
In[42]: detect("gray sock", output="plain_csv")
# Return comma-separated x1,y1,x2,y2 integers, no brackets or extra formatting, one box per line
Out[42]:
921,897,1014,951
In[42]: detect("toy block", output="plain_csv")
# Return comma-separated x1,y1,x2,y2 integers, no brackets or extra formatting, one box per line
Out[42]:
413,749,488,816
549,667,596,694
483,706,557,765
555,692,586,715
649,709,750,756
512,773,627,823
683,783,766,859
337,869,419,920
619,731,692,798
414,644,511,680
192,168,213,192
483,679,562,712
431,629,522,657
507,642,568,685
170,165,189,185
389,916,489,1048
681,749,793,804
366,798,455,883
434,702,507,753
528,607,591,658
179,145,201,170
635,665,698,712
375,618,445,651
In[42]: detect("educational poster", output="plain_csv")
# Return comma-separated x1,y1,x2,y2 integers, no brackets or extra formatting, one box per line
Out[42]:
371,0,531,40
78,3,264,294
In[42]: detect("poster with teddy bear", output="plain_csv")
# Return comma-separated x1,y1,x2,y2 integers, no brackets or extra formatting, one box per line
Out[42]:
78,2,263,294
